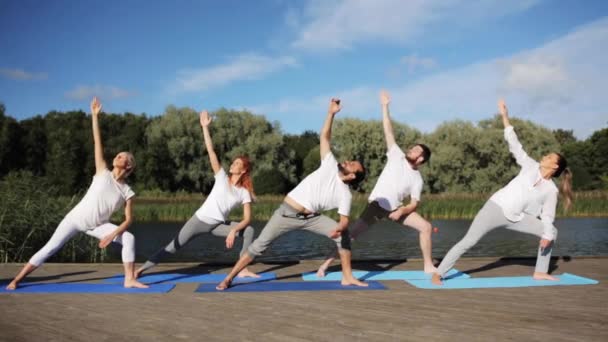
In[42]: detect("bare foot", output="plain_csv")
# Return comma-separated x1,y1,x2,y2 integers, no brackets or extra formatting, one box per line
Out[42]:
431,273,443,285
533,272,558,281
5,281,17,290
134,268,144,280
237,269,261,278
216,278,232,291
424,265,438,273
341,277,368,287
124,279,149,289
316,267,327,278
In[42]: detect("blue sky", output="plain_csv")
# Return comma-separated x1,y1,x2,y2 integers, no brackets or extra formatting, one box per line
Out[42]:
1,0,607,138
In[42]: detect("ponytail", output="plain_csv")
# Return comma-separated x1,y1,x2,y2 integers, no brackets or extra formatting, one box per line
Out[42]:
559,167,573,211
554,153,572,211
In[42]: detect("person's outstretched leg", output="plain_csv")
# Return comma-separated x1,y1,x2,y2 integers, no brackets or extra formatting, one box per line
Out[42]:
216,204,297,290
432,201,504,285
402,212,436,273
211,223,259,278
136,215,216,278
316,217,370,277
6,219,79,290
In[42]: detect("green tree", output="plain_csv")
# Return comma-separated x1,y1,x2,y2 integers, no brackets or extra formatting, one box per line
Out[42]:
0,104,24,176
332,118,422,193
145,106,296,193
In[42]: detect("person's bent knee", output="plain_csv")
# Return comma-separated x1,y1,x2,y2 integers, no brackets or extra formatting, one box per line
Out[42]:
121,231,135,247
421,221,432,234
242,226,255,239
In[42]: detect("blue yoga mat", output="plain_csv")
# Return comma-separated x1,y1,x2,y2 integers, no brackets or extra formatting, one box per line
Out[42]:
195,281,387,293
103,272,276,284
302,269,468,281
406,273,599,289
0,283,175,294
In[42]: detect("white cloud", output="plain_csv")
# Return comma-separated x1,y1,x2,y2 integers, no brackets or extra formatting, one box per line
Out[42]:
290,0,541,51
401,54,438,74
170,53,298,94
0,68,48,81
246,17,608,139
65,85,137,101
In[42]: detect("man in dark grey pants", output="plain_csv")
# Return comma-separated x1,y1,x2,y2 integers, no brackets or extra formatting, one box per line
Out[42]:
216,98,367,290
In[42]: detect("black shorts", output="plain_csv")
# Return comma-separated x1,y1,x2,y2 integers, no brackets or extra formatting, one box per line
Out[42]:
359,201,394,225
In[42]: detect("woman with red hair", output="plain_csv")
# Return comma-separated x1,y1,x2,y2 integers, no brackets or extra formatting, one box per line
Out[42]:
136,109,258,279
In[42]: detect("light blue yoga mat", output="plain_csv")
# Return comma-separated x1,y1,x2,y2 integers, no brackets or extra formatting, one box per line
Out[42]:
302,268,468,281
103,272,276,284
195,281,387,293
405,273,599,289
0,283,175,294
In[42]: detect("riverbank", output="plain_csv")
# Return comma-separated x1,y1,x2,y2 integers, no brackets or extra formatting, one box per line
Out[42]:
1,257,606,341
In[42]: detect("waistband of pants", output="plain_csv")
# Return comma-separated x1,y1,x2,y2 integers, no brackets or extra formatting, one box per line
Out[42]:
281,202,320,220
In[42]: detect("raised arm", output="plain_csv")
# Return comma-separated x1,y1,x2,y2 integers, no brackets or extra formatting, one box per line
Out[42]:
380,90,396,149
498,99,511,128
498,99,536,169
320,98,341,159
90,97,107,174
199,110,221,174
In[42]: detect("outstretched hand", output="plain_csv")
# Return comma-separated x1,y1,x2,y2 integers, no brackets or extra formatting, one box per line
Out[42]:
225,230,237,249
91,97,102,116
328,98,341,115
380,90,391,106
199,110,212,127
498,99,508,117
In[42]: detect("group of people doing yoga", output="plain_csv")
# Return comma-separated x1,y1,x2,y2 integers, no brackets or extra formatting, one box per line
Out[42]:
5,91,573,291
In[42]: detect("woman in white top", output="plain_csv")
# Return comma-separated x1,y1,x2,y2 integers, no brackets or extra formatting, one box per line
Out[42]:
135,110,258,279
431,99,573,285
6,97,148,290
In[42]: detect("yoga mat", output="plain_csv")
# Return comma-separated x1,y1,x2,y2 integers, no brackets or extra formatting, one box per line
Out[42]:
103,272,276,284
405,273,599,289
302,268,468,281
0,283,175,294
195,281,387,293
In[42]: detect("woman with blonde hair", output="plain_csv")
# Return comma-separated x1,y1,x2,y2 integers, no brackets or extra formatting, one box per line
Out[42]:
6,97,147,290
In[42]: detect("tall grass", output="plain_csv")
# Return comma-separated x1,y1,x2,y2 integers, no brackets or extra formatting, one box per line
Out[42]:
123,191,608,222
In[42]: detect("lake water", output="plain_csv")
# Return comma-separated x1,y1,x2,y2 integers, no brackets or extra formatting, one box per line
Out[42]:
110,217,608,263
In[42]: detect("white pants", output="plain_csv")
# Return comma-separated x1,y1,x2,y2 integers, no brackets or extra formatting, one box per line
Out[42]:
29,218,136,267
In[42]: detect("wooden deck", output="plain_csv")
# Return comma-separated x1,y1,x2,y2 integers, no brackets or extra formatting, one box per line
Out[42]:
1,257,607,342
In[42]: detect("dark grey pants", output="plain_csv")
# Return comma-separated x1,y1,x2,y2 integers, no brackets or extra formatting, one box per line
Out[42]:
437,200,557,276
140,215,255,273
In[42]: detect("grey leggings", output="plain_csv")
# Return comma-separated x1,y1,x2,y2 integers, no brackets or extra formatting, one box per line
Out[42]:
140,215,255,273
437,200,557,276
247,202,351,258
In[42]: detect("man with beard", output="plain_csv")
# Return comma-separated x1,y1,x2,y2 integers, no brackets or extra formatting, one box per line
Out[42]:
216,98,368,290
316,90,436,277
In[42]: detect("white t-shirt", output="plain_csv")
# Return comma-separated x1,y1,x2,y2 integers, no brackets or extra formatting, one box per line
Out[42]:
287,152,352,216
195,168,252,222
489,126,559,240
66,169,135,230
369,144,423,211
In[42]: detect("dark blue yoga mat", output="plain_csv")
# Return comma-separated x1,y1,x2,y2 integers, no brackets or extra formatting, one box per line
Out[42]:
302,269,468,281
195,281,387,292
406,273,599,289
0,283,175,294
103,272,276,284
